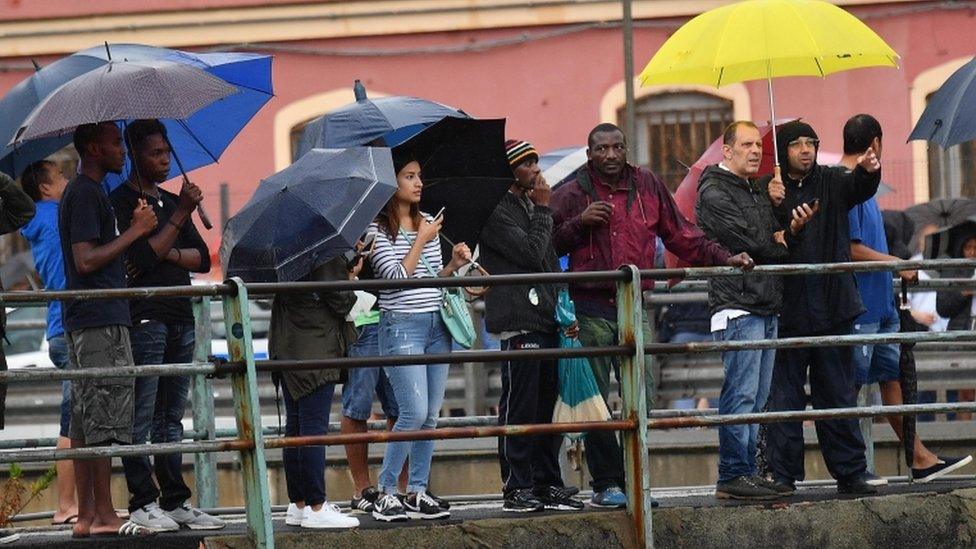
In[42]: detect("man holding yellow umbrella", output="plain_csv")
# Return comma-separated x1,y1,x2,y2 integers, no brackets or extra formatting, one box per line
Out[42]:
640,0,899,496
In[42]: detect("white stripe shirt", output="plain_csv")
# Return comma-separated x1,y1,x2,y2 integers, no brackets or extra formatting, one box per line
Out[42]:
368,219,443,313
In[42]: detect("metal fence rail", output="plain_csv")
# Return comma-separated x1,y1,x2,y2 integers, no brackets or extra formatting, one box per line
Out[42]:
0,258,974,548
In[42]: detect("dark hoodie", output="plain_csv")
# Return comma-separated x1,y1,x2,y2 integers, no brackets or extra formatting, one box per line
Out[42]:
763,121,881,335
696,164,788,317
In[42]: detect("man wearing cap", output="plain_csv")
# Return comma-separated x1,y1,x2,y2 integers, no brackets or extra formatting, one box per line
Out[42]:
479,139,583,513
762,120,883,496
551,123,754,508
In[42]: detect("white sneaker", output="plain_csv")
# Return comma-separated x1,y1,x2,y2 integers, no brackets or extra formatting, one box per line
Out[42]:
164,500,226,530
129,502,179,532
285,503,308,526
301,503,360,529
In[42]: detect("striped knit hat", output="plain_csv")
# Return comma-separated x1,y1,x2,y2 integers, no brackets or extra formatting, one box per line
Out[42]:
504,139,539,169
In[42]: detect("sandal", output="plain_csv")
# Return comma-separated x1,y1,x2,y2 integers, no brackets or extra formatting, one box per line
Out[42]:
52,514,78,525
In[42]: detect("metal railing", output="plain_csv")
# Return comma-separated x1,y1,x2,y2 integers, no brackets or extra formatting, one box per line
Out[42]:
0,258,974,548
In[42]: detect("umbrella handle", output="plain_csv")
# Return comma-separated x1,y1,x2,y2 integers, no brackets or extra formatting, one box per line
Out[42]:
196,201,214,230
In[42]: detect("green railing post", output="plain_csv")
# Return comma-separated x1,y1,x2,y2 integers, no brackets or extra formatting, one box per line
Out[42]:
617,265,652,548
222,278,274,548
191,296,218,509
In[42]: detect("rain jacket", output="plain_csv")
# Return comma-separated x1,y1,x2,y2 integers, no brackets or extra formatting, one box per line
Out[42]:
0,172,36,430
551,163,730,319
269,257,357,399
936,267,975,331
763,164,881,334
695,165,788,317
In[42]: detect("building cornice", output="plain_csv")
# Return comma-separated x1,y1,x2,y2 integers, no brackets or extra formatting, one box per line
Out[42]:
0,0,920,58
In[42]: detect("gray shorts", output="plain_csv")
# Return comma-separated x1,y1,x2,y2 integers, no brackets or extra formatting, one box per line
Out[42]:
66,325,135,446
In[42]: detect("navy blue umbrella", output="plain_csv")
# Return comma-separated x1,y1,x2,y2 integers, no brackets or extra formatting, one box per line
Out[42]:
909,56,976,148
0,43,273,184
220,147,396,283
295,82,467,160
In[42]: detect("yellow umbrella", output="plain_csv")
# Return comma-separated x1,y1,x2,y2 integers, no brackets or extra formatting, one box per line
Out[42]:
639,0,899,166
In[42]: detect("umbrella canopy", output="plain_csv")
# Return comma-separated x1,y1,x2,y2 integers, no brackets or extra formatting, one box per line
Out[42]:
906,198,976,230
639,0,899,167
539,146,588,190
0,43,273,182
13,60,237,143
396,117,512,262
923,216,976,260
295,93,467,158
908,56,976,148
220,147,396,282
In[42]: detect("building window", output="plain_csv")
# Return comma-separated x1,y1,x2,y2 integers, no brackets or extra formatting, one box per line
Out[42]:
620,91,733,192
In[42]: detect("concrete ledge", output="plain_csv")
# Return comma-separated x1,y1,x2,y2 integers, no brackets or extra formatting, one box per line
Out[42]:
202,511,638,549
654,487,976,549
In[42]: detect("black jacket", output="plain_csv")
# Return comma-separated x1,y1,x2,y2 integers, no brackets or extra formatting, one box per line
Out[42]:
479,192,561,335
936,267,974,331
696,165,788,317
763,164,881,335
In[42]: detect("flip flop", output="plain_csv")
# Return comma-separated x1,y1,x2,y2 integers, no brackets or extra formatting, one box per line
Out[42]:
52,514,78,525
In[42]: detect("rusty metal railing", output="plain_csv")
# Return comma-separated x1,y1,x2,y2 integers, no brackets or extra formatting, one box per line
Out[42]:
0,258,974,548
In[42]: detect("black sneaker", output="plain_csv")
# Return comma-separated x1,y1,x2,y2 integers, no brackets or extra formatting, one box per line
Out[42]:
754,476,795,496
371,493,408,522
562,485,581,496
424,488,450,510
911,455,973,483
715,476,779,500
403,492,450,520
503,489,544,513
837,474,878,495
533,485,584,510
351,486,380,514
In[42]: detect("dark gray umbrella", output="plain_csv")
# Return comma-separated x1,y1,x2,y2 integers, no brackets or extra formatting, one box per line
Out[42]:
906,198,976,231
923,216,976,259
11,59,237,143
908,56,976,148
220,147,396,283
295,82,467,159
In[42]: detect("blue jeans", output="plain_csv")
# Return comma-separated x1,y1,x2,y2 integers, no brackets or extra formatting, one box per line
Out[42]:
341,324,399,421
853,313,901,386
48,336,70,437
122,321,194,512
715,314,777,483
377,311,451,494
282,381,334,506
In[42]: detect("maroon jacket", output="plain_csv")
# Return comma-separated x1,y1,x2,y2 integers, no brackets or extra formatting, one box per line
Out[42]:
551,163,731,319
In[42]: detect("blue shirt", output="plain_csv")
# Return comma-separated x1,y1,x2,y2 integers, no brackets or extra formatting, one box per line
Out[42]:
20,201,65,340
849,196,896,324
58,174,131,332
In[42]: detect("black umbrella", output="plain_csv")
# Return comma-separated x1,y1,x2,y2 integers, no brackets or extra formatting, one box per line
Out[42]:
923,216,976,259
906,198,976,231
898,280,923,469
908,56,976,149
882,209,916,260
220,147,396,282
396,117,512,263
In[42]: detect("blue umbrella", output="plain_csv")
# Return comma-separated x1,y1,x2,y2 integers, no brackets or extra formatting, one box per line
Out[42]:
220,147,396,283
294,81,467,159
0,43,273,184
909,56,976,148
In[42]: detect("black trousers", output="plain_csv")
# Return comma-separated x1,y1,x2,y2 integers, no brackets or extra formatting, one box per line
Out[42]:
498,331,563,493
766,321,867,483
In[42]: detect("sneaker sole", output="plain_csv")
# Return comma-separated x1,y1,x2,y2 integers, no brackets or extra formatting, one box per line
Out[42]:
405,511,450,520
182,523,226,531
914,455,974,483
542,504,584,511
502,506,544,513
588,501,626,509
715,491,780,501
300,522,359,529
865,478,889,486
371,513,408,522
284,519,302,526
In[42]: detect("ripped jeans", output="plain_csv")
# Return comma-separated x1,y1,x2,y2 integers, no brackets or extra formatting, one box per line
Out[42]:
376,310,451,494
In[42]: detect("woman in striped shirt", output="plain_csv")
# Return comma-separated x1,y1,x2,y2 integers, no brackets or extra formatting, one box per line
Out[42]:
367,155,471,522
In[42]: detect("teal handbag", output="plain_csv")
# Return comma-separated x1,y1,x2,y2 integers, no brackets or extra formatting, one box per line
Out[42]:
399,229,477,349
